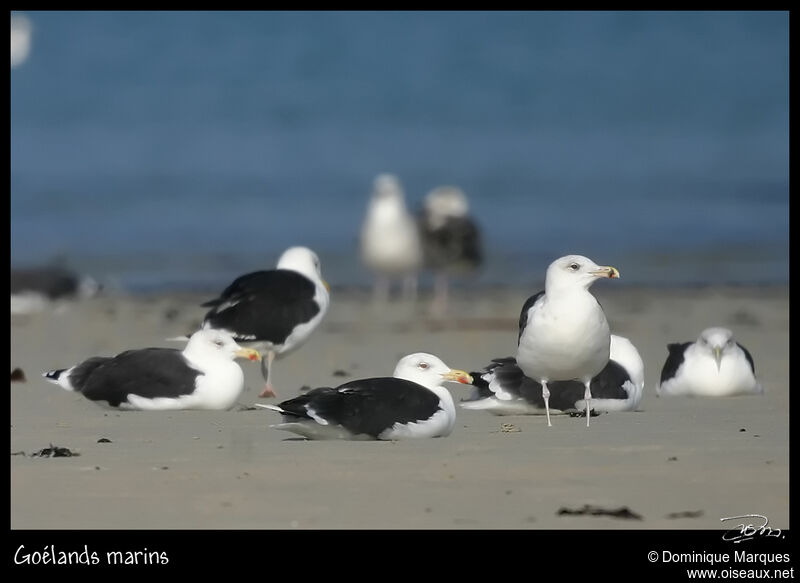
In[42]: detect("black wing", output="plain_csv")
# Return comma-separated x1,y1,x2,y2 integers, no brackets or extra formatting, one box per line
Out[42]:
466,356,548,407
64,356,114,390
659,342,693,384
469,356,631,411
549,360,631,410
277,377,441,439
467,357,515,399
420,214,483,272
736,342,756,374
79,348,200,407
518,291,545,345
587,360,632,400
492,357,546,406
202,269,320,344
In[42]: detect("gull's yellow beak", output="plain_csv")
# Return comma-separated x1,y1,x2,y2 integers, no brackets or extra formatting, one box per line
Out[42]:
235,348,261,362
323,279,331,292
591,265,620,279
714,347,722,372
441,369,474,385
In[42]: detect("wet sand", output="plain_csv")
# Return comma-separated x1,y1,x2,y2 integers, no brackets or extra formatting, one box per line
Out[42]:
10,285,789,531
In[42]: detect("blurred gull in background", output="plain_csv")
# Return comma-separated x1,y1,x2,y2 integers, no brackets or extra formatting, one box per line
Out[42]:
360,173,423,304
11,262,101,315
11,12,32,69
418,185,483,317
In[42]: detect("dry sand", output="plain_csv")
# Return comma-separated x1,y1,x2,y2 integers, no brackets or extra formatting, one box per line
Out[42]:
10,285,789,531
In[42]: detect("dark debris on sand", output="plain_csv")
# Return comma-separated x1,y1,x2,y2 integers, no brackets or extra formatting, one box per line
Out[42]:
557,504,643,520
10,368,26,382
665,510,704,519
27,444,81,458
568,409,601,418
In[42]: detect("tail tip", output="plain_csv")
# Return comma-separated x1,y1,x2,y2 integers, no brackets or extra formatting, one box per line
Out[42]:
43,369,60,381
43,368,74,390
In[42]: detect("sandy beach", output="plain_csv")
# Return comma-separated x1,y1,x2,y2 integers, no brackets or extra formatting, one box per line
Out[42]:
10,284,789,532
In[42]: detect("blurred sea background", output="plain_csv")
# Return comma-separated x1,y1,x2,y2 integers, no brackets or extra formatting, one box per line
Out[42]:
10,11,789,294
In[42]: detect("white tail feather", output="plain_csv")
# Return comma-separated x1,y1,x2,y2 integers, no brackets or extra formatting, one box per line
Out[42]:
42,369,75,391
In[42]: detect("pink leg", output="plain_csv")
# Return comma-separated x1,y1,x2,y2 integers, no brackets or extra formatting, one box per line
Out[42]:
258,351,277,398
430,272,448,318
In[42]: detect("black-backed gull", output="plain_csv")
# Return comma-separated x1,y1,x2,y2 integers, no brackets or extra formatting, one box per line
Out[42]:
657,327,763,397
418,185,483,316
255,353,473,440
462,334,644,415
200,246,330,399
43,329,260,410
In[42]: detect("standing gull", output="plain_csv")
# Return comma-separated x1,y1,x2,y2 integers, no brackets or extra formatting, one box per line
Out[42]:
516,255,620,426
463,334,643,416
418,186,483,316
200,246,330,398
360,174,423,303
255,353,473,440
43,329,260,410
657,327,763,397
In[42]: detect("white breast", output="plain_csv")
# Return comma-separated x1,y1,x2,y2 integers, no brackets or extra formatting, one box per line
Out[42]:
517,292,610,383
661,347,762,397
380,386,455,439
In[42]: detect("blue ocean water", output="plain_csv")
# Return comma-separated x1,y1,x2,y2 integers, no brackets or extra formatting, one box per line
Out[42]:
10,11,789,292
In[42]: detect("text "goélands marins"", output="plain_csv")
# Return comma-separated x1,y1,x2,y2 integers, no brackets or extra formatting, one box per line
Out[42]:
14,545,168,565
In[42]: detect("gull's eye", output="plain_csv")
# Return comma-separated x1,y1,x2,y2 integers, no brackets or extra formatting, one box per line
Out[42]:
418,362,430,370
213,339,225,347
568,262,580,271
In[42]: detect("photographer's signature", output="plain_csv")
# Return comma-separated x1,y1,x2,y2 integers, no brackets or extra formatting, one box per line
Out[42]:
720,514,784,543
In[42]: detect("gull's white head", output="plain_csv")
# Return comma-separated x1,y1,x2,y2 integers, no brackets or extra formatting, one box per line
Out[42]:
392,353,473,389
424,186,469,229
185,329,260,363
373,173,403,198
276,246,327,288
545,254,620,295
696,327,737,371
366,174,410,220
